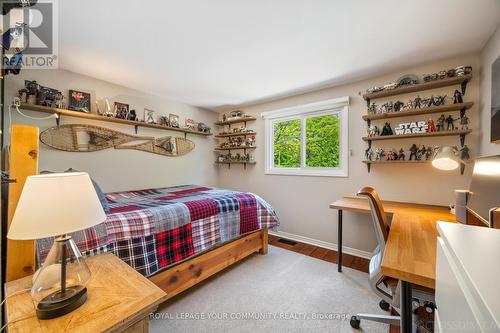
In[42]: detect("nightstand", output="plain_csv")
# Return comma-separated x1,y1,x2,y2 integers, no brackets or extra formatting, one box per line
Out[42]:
4,253,167,332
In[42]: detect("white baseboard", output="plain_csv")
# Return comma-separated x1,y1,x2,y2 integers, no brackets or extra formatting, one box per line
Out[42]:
268,230,373,259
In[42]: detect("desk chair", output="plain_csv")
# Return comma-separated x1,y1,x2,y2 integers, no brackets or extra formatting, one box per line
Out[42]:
350,187,434,330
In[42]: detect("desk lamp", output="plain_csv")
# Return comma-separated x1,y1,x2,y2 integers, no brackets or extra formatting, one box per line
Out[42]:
7,172,106,319
432,146,463,171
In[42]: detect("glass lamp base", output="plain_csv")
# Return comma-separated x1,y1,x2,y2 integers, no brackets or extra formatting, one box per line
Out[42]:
36,286,87,319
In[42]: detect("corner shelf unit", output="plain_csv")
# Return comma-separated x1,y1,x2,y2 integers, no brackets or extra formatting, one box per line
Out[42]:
362,73,473,175
214,115,256,169
20,103,212,137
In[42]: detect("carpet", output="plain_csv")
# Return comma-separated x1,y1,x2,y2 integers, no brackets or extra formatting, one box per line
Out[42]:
150,245,388,333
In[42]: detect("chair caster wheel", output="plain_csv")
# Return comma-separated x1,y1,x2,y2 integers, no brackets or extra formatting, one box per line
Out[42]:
350,316,361,329
379,299,390,311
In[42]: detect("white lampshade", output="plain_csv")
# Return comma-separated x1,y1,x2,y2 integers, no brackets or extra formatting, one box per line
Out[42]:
432,146,460,171
8,172,106,240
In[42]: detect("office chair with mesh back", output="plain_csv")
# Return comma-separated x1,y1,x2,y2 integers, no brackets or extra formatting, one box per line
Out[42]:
350,187,435,330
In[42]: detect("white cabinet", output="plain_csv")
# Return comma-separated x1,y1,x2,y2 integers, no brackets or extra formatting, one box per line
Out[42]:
435,222,500,332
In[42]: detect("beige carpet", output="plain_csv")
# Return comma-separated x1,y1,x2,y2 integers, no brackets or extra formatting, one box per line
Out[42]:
150,245,388,333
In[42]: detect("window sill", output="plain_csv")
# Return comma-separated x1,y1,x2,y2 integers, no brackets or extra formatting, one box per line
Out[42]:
264,168,348,178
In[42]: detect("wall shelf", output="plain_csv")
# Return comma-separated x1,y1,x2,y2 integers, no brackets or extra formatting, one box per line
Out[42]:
215,131,256,138
362,160,429,164
362,102,474,121
215,117,256,126
20,103,213,137
362,129,471,142
362,74,472,102
214,146,256,151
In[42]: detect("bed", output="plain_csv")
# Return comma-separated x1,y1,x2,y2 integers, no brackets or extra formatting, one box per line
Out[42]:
5,125,279,300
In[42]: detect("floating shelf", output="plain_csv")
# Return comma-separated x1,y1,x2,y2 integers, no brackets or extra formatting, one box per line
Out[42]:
214,146,256,151
362,74,472,101
215,131,256,138
362,129,471,142
362,160,429,164
215,161,256,164
20,103,212,136
215,117,256,126
362,102,474,121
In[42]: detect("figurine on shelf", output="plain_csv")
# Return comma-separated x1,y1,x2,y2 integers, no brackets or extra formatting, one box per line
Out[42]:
459,115,470,130
414,96,422,109
446,115,456,130
394,101,404,112
433,95,446,106
427,118,436,132
402,100,414,111
380,122,393,136
368,103,377,115
367,125,380,137
460,145,470,161
127,110,137,121
453,90,463,104
417,145,427,160
409,144,419,160
375,148,385,161
436,114,446,131
397,148,406,160
222,114,227,122
425,146,433,160
425,95,435,107
365,147,373,161
388,149,398,161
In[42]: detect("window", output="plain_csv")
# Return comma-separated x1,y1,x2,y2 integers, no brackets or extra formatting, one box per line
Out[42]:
262,97,349,177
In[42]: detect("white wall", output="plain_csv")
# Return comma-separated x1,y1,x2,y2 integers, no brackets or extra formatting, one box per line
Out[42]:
5,69,219,192
479,24,500,156
217,54,480,253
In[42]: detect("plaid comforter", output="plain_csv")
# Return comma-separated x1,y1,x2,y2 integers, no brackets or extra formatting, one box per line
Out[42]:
36,185,279,277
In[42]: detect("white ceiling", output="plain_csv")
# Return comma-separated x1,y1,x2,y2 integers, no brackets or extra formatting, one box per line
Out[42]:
58,0,500,110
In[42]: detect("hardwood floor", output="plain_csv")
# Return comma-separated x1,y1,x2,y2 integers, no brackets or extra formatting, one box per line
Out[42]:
268,234,370,273
268,234,400,333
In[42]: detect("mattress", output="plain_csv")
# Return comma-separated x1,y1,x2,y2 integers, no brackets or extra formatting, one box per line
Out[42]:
36,185,279,276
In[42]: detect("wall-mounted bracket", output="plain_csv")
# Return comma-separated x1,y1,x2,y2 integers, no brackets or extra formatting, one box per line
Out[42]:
55,114,61,127
366,162,371,173
461,80,469,95
460,163,465,175
460,134,466,147
134,125,139,134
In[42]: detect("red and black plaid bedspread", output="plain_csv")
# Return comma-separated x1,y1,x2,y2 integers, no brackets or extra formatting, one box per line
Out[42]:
36,185,279,276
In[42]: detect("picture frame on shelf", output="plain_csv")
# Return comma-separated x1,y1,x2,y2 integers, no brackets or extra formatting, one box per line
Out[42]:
169,113,180,128
68,90,91,113
185,118,195,130
144,108,157,124
114,102,129,119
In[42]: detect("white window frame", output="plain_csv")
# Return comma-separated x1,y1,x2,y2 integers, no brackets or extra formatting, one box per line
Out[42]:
261,96,349,177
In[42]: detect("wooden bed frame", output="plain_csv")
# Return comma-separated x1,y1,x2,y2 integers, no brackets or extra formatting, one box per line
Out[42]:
5,124,268,301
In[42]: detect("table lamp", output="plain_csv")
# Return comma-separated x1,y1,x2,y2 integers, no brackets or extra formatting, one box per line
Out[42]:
432,146,463,171
7,172,106,319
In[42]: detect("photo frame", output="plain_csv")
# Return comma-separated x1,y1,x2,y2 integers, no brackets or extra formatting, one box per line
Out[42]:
114,102,129,119
169,113,180,128
185,118,195,130
68,90,91,113
144,108,157,124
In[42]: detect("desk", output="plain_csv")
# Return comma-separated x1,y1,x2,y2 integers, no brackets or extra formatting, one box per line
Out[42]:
329,196,456,333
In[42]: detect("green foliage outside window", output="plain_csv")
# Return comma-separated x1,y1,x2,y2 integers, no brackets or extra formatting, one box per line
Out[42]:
273,114,340,168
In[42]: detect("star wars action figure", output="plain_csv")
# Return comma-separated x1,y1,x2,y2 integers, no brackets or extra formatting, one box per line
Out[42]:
427,118,436,132
375,148,385,160
437,114,446,131
446,114,456,130
460,145,470,160
453,90,463,104
397,148,406,160
460,115,470,130
409,144,419,160
365,147,373,161
380,122,393,136
414,95,422,109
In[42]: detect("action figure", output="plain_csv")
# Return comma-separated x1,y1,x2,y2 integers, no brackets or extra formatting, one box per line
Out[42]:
446,115,456,130
386,149,398,161
375,148,385,161
368,103,377,115
414,95,422,109
460,115,470,130
433,95,446,106
425,146,433,160
427,118,436,132
409,144,419,160
380,122,393,136
417,145,427,160
365,147,373,161
426,95,435,107
460,145,470,160
436,114,446,131
367,125,379,137
394,101,404,112
453,90,463,104
397,148,406,160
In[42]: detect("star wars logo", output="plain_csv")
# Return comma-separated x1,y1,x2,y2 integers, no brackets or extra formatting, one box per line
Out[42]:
394,121,428,135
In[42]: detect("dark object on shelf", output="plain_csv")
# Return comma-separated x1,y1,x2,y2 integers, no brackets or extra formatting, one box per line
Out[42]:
198,122,211,133
394,101,404,112
380,122,393,136
417,145,427,160
127,110,137,121
433,95,446,106
222,114,227,122
409,144,419,160
436,114,446,131
414,95,422,109
114,102,129,119
460,115,470,130
453,90,463,104
68,90,91,113
398,148,405,160
438,70,447,79
365,147,373,161
447,69,456,77
425,146,433,160
386,149,398,161
158,116,169,126
375,148,385,160
460,145,470,160
446,115,456,130
37,86,64,108
396,74,419,87
230,111,243,118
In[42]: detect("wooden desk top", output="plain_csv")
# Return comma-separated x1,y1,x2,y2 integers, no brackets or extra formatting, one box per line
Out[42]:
5,253,167,333
330,196,456,289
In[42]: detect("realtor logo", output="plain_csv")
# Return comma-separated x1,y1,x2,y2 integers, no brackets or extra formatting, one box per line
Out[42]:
2,0,58,69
